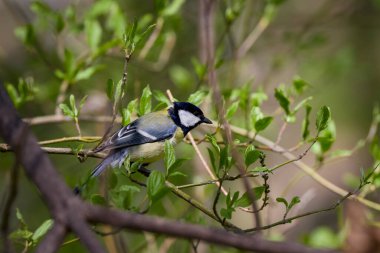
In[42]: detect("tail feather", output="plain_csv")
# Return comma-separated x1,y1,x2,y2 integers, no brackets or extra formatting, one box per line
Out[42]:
74,150,128,195
90,155,113,177
90,149,129,177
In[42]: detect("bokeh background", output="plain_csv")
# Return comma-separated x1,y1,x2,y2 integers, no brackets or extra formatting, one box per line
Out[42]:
1,0,380,252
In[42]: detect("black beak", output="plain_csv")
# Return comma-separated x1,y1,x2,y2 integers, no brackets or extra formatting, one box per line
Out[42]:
202,117,212,124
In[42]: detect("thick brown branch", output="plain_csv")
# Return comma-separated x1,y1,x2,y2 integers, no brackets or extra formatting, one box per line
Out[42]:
86,204,339,253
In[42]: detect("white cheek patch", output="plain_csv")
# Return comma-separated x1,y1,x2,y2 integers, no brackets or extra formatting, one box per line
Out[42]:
178,110,201,127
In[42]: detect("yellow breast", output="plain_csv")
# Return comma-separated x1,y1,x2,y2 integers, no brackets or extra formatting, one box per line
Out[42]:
128,128,184,163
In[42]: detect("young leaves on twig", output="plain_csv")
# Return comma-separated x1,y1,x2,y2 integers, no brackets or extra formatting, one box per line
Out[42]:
59,94,87,135
6,78,37,108
276,196,301,219
10,209,53,248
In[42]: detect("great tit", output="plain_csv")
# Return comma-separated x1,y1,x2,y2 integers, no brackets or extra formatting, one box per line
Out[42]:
90,101,212,177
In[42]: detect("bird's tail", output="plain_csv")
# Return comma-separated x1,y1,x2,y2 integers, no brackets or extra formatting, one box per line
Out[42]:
90,154,114,177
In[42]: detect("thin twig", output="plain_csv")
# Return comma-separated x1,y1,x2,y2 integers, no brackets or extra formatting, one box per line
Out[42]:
0,144,106,159
212,178,225,225
245,168,375,232
224,124,380,211
165,181,238,230
274,122,287,147
38,136,101,145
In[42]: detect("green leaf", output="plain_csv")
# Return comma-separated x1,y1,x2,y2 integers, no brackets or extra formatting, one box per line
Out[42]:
191,57,207,79
69,94,78,117
293,96,313,113
220,207,233,220
85,19,102,52
59,104,74,118
169,159,188,172
274,88,290,115
206,134,220,154
288,196,301,210
91,194,107,206
63,48,76,79
251,89,268,107
139,85,152,116
118,185,141,193
312,132,336,158
219,145,230,170
79,95,87,110
32,219,53,242
316,106,331,132
188,90,208,106
16,208,26,228
123,19,138,52
255,116,273,132
226,101,239,120
244,145,261,167
75,65,103,82
161,0,186,16
10,229,33,241
6,84,21,107
302,105,312,140
292,76,310,94
168,171,187,178
235,186,265,207
14,24,35,47
153,90,171,106
147,171,165,201
330,149,352,159
276,197,288,208
106,79,114,100
122,99,138,126
207,148,218,174
250,106,264,125
114,79,123,103
371,137,380,161
164,140,176,176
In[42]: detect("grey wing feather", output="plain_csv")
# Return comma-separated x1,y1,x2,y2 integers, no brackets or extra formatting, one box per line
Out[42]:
94,113,177,152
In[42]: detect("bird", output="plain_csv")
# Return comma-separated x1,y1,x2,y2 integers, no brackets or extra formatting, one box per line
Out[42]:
90,101,212,178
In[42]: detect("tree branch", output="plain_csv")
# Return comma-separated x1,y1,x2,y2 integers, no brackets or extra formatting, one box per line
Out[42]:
86,204,339,253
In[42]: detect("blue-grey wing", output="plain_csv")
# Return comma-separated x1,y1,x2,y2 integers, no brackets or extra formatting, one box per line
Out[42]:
94,112,177,152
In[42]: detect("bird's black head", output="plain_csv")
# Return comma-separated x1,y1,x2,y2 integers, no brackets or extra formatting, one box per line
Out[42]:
168,102,212,136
